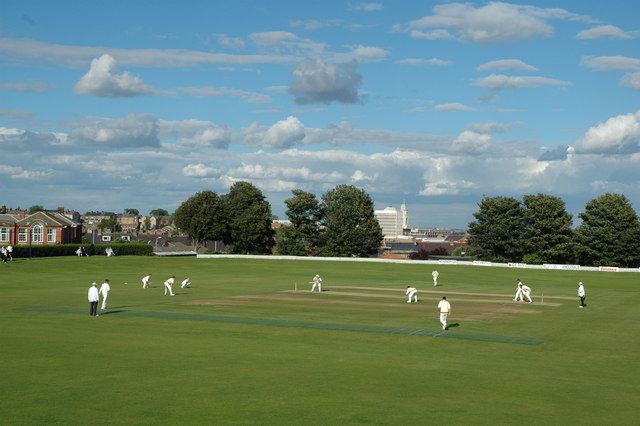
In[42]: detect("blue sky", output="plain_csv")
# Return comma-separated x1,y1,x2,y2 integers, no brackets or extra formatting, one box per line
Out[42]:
1,1,639,227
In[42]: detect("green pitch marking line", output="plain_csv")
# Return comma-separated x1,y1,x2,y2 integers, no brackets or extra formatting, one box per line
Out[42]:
21,306,544,346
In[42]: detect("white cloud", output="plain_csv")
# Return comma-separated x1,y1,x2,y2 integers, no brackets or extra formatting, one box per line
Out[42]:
348,45,389,61
263,116,306,148
466,121,519,134
577,25,633,40
350,2,383,12
581,55,640,72
435,103,474,112
351,169,377,182
74,54,153,97
474,74,569,90
182,163,220,177
71,113,159,147
179,127,230,148
216,34,245,49
476,59,538,72
621,72,640,90
396,57,451,66
406,2,590,44
290,59,363,104
452,130,491,153
575,111,640,154
175,86,271,104
0,80,50,92
0,37,291,68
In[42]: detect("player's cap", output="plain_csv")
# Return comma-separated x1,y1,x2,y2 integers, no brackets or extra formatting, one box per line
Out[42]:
92,282,97,286
578,281,582,285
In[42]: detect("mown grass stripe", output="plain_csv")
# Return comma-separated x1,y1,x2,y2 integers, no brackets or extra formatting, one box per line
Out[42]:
21,306,544,346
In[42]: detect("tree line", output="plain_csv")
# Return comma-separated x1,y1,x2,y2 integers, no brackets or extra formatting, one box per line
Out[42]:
173,182,383,257
467,193,640,268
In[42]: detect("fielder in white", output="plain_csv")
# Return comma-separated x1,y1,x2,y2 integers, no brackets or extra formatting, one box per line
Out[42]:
141,274,152,289
513,279,524,302
578,282,586,308
181,278,191,288
521,283,533,304
164,276,175,296
99,279,111,310
437,296,451,330
310,274,322,292
432,270,439,287
405,286,418,303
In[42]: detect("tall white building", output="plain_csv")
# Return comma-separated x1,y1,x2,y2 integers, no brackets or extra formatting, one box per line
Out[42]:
374,206,401,238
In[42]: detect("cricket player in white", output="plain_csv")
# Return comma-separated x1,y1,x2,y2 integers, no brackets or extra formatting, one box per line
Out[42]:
513,280,524,302
578,282,586,308
521,284,532,303
437,297,451,330
164,276,175,296
181,278,191,288
88,282,100,316
406,286,418,303
6,245,12,260
432,270,439,287
310,274,322,292
141,274,152,289
99,279,111,310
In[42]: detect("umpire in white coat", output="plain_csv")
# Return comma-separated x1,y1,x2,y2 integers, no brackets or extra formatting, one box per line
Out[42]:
88,283,99,316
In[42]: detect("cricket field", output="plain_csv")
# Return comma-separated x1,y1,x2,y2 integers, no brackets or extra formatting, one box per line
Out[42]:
1,256,639,424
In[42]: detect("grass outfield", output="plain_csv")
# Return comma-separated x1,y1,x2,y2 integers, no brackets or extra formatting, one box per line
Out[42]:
1,256,639,424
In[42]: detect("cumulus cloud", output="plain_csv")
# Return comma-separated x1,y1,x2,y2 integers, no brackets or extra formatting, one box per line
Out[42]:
289,59,364,104
435,103,474,112
405,2,591,44
346,45,389,61
74,54,153,97
474,74,569,90
179,127,230,148
621,72,640,90
396,57,451,66
182,163,221,177
574,111,640,154
71,113,159,147
452,130,491,153
263,116,306,148
476,59,538,72
577,25,633,40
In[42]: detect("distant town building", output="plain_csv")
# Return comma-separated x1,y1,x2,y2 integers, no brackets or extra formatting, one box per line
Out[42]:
374,206,402,239
0,210,81,245
117,214,139,233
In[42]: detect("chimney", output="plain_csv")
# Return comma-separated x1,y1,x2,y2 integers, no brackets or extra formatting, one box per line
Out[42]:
0,205,6,214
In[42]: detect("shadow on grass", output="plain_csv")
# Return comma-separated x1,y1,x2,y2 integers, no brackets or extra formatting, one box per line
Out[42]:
447,323,460,330
101,310,129,315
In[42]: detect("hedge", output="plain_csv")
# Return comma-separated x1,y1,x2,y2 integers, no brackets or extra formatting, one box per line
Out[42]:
9,243,154,258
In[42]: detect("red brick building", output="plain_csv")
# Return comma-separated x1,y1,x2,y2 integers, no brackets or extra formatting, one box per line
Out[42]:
0,211,81,245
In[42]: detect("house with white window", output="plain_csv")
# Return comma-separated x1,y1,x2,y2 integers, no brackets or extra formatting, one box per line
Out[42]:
0,214,18,245
12,211,82,245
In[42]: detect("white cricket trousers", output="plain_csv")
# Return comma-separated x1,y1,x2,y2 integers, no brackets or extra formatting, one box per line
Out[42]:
101,293,109,309
439,312,448,329
311,283,321,292
164,283,174,296
407,291,417,303
523,291,532,303
433,277,438,286
514,289,523,301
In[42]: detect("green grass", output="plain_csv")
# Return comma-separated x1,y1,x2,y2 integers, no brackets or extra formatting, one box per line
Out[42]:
1,256,639,424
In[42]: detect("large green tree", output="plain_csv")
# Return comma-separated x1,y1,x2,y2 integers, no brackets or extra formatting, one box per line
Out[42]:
320,185,383,257
173,191,226,250
98,218,121,232
150,208,169,216
468,196,526,262
221,182,275,254
28,205,44,214
521,194,574,264
123,208,139,215
574,193,640,267
276,189,324,255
